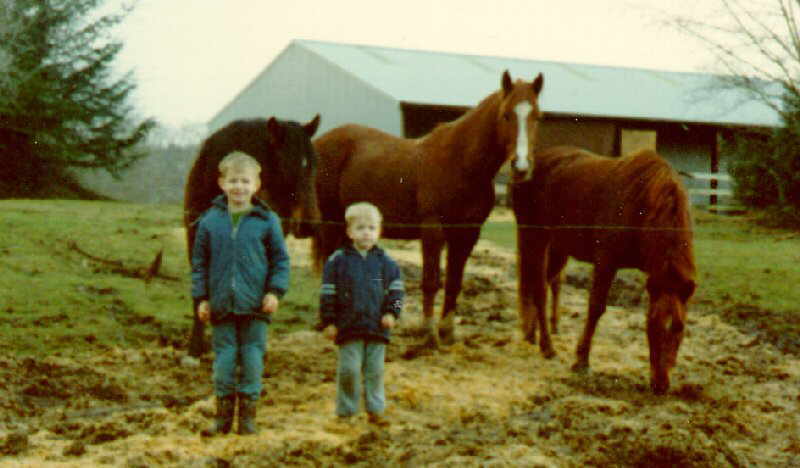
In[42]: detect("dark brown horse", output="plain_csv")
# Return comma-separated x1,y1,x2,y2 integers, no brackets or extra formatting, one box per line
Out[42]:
312,71,544,347
512,146,696,394
183,115,320,356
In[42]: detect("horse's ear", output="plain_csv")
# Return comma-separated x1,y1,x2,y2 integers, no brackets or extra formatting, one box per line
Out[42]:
267,117,285,145
304,114,321,137
532,73,543,95
502,70,513,95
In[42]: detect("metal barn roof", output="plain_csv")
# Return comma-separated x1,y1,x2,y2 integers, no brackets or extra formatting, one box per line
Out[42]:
294,39,781,128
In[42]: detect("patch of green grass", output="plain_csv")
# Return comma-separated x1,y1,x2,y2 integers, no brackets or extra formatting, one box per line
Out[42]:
480,220,516,248
692,211,800,312
692,211,800,353
0,200,319,358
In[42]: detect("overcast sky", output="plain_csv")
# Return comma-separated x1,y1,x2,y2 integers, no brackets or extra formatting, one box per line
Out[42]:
115,0,722,127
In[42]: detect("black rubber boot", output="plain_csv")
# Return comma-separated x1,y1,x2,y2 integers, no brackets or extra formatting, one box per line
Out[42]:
202,394,236,436
237,394,258,435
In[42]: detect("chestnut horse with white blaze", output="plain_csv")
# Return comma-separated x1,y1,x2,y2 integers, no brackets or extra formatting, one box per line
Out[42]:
512,146,696,394
312,71,544,347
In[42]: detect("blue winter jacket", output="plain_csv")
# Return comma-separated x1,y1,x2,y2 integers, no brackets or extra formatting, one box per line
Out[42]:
319,243,404,345
191,195,290,323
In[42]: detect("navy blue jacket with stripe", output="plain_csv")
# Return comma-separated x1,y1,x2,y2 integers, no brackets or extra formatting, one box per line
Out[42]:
191,195,290,324
319,243,404,345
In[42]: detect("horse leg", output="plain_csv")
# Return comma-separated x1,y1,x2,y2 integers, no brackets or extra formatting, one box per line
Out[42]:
517,239,542,345
547,253,568,335
185,223,209,357
420,227,445,348
516,222,551,346
439,226,481,345
571,264,616,373
188,298,207,357
530,248,555,359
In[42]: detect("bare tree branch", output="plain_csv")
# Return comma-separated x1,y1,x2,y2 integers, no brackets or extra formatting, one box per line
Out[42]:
659,0,800,120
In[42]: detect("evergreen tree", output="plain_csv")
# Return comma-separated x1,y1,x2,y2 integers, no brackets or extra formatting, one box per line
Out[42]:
0,0,154,196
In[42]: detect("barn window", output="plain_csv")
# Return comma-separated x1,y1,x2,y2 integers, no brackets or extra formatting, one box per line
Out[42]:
620,129,656,156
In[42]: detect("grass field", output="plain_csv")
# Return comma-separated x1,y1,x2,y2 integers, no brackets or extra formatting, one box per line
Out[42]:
0,200,320,356
1,200,798,357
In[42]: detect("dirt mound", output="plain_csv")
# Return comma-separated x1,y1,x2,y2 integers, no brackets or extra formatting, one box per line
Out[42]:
1,238,799,467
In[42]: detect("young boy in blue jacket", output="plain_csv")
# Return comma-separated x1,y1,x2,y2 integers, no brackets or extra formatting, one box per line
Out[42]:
191,151,290,436
319,202,404,426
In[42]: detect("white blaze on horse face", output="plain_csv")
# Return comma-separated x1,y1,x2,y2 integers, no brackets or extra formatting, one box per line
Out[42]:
513,101,533,172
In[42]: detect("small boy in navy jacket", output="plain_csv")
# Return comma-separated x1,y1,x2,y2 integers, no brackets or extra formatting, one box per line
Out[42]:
192,152,290,435
319,202,404,425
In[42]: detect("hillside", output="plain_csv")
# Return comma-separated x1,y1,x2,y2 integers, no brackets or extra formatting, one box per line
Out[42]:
0,201,798,467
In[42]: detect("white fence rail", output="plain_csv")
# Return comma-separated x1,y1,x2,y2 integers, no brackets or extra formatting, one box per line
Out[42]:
687,172,744,213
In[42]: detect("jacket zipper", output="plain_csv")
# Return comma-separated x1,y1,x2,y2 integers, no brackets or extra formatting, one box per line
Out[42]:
231,214,241,308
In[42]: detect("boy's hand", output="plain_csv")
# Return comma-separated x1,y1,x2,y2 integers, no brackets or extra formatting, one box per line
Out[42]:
197,300,211,323
262,293,279,315
323,324,337,341
381,314,396,329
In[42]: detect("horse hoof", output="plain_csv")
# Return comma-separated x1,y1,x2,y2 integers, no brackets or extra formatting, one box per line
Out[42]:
542,347,556,359
187,342,206,358
651,380,670,395
438,328,455,346
524,332,537,345
422,333,440,350
570,362,590,374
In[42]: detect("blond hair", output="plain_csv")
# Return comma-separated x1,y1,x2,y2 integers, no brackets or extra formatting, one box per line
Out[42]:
344,202,382,227
218,151,261,177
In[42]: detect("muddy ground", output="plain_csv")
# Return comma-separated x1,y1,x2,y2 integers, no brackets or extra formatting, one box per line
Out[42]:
1,236,799,467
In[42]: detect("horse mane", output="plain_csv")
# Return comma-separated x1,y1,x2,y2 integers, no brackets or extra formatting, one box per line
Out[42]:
617,150,696,282
419,90,505,176
424,91,501,140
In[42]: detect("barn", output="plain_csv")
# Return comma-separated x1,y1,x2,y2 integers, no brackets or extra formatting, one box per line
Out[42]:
210,39,781,207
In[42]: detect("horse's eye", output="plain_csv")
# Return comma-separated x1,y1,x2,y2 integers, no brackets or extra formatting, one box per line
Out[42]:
504,112,512,121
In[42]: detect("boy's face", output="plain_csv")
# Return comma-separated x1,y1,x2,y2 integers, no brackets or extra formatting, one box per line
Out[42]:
218,168,260,209
346,216,380,251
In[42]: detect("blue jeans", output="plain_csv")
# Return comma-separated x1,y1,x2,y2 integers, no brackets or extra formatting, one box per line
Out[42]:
336,339,386,417
212,316,267,400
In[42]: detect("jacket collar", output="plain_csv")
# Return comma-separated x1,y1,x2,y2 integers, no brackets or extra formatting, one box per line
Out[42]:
343,242,383,257
211,194,273,219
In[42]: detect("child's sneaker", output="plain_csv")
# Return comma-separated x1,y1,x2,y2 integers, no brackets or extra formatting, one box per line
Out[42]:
367,413,389,427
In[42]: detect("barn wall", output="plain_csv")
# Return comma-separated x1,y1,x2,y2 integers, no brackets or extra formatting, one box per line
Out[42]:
209,43,403,136
538,116,616,155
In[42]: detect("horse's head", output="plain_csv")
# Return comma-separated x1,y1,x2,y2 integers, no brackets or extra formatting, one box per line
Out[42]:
497,70,544,182
645,265,696,394
265,114,321,238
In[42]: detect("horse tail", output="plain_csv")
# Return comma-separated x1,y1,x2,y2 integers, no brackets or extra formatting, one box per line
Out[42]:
310,127,356,274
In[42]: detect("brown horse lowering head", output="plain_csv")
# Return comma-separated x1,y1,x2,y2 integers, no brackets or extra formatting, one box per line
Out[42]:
642,178,697,395
646,264,696,394
498,70,543,182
